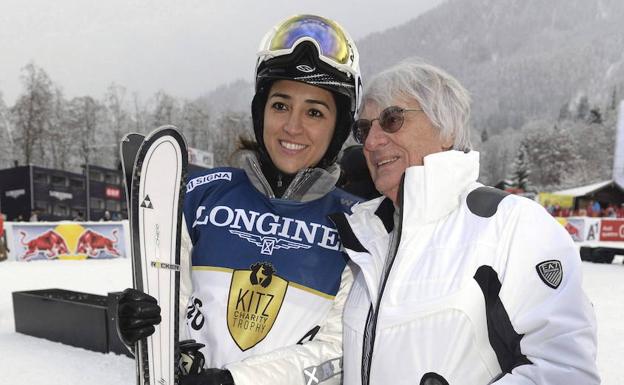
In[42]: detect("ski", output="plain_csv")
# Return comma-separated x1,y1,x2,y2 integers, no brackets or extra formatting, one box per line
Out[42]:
128,126,188,385
121,133,145,210
120,132,146,384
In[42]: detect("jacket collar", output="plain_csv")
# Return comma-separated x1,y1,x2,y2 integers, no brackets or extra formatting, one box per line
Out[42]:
401,150,479,226
233,150,341,202
331,150,479,302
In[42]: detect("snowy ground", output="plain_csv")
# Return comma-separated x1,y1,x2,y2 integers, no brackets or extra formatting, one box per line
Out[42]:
0,258,622,385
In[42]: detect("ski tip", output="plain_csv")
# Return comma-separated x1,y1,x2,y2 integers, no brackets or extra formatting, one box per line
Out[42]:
122,132,146,142
144,126,188,149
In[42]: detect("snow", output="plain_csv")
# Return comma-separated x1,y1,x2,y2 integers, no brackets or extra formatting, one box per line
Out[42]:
0,258,622,385
552,179,613,197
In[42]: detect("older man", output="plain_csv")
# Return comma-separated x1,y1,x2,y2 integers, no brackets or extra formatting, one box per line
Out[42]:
331,59,599,385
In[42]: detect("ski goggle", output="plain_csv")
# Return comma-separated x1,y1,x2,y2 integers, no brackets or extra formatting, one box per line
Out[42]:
352,106,423,144
257,15,360,80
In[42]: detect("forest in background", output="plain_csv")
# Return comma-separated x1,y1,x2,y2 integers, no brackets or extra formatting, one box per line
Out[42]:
1,0,622,192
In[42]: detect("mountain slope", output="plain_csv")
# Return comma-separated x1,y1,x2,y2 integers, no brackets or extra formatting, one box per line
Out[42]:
357,0,624,132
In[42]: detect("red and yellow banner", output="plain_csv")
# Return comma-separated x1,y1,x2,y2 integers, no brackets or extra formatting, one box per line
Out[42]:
7,222,128,261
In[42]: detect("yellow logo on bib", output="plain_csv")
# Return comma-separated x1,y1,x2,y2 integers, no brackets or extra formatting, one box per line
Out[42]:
227,262,288,351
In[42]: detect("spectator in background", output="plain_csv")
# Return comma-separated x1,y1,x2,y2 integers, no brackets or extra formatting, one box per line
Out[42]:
617,203,624,218
560,206,571,217
604,204,617,218
553,203,561,217
100,210,112,222
338,145,381,200
592,200,601,215
73,211,85,222
29,210,38,222
590,200,602,217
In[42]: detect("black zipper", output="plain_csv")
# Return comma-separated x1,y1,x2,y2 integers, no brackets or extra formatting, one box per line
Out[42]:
361,175,406,385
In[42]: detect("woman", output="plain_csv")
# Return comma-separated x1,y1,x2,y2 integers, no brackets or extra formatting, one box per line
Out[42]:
117,15,362,385
332,59,599,385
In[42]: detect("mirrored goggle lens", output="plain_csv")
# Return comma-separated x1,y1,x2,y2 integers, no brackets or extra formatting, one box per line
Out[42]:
352,107,406,144
268,15,351,65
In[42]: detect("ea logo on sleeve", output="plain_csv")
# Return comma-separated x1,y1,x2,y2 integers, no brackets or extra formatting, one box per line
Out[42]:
535,260,563,289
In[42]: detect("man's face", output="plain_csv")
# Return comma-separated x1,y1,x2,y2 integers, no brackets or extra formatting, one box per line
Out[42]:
362,97,453,204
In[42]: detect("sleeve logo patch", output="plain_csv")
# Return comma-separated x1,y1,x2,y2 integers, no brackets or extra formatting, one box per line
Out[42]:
536,260,563,289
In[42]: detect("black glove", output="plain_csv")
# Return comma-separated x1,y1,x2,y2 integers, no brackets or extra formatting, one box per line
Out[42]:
116,288,161,345
180,369,235,385
178,339,206,376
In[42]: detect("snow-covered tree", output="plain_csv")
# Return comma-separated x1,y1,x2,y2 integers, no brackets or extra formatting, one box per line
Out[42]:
66,96,103,169
212,111,252,166
104,83,131,167
0,91,14,168
476,127,522,186
151,91,180,128
180,100,211,150
11,63,54,166
510,143,531,191
521,122,582,190
46,87,73,170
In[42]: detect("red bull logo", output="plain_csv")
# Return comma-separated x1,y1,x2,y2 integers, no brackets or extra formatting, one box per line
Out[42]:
75,229,121,258
562,220,585,242
564,222,579,237
19,230,70,261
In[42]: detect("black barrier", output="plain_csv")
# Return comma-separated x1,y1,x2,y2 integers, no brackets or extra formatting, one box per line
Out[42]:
579,246,623,264
12,289,132,357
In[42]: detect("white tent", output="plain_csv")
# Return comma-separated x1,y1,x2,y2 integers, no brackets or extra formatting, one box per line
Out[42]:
553,180,613,197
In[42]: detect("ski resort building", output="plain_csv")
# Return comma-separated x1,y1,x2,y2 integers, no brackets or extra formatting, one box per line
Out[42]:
0,165,125,221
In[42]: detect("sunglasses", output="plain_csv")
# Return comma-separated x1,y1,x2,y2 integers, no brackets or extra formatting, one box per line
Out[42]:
351,106,423,144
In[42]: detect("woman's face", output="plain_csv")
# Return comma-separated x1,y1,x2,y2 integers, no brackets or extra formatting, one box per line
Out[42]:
263,80,337,174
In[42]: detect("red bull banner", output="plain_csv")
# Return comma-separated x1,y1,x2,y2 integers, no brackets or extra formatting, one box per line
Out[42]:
558,217,598,242
599,219,624,242
6,221,129,261
558,217,585,242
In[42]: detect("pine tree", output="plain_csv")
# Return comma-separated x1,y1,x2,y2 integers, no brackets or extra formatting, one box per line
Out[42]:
511,143,531,192
576,95,590,120
589,107,603,124
481,128,489,143
610,86,618,112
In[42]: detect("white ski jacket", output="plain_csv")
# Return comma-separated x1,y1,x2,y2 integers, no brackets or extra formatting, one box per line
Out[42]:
331,150,599,385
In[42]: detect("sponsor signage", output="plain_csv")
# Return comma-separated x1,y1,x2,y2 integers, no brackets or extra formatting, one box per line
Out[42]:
561,218,585,242
9,222,127,261
192,205,340,253
5,189,26,199
227,263,288,351
538,193,574,209
105,186,121,200
50,190,73,201
599,219,624,242
188,147,214,169
186,172,232,192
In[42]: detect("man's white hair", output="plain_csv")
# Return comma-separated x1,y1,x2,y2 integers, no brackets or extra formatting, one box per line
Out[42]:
361,58,472,151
